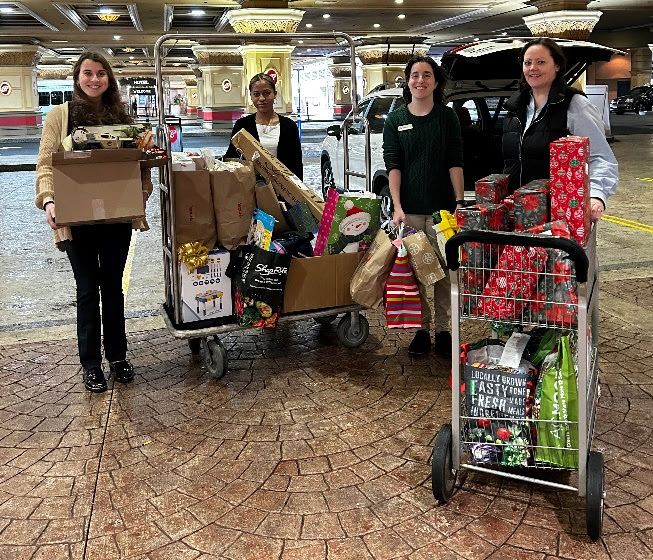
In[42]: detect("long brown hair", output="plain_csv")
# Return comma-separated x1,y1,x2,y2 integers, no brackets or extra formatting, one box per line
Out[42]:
70,51,132,126
402,56,448,105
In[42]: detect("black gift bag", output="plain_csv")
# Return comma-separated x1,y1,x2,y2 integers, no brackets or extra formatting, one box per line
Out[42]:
226,245,292,328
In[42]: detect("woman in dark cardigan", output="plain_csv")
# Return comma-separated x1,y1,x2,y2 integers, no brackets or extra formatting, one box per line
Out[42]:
225,73,303,179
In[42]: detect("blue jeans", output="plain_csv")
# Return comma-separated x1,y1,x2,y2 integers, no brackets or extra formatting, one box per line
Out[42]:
63,223,132,369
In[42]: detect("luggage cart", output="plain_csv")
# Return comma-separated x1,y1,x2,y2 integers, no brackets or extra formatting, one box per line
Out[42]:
433,226,604,541
153,32,370,379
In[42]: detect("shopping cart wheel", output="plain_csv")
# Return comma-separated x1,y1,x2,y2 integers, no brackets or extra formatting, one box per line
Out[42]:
586,450,604,541
432,423,457,503
337,313,369,348
188,337,202,354
314,314,338,325
202,336,227,379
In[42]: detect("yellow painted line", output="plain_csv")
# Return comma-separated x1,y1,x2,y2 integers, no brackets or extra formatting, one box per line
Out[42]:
122,230,138,303
602,214,653,234
635,177,653,182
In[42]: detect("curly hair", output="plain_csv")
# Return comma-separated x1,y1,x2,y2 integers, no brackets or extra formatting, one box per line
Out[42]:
402,56,448,105
70,51,133,126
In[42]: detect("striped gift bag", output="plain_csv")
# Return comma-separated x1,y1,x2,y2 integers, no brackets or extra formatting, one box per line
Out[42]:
384,238,422,328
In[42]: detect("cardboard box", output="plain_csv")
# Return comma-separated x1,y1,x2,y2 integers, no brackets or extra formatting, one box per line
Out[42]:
52,149,143,225
231,128,324,222
180,248,232,322
283,251,364,313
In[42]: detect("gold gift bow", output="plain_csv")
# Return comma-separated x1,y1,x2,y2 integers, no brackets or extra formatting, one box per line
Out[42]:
178,242,209,272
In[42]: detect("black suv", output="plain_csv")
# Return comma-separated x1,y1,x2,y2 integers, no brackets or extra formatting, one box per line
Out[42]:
610,85,653,114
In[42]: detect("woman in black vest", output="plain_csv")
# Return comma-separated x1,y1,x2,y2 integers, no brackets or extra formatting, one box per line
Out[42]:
225,73,303,179
502,38,617,222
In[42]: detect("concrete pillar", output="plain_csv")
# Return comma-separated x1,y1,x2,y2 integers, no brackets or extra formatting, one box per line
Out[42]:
329,56,353,120
630,47,653,88
192,47,245,131
0,45,46,137
356,44,429,96
227,7,304,116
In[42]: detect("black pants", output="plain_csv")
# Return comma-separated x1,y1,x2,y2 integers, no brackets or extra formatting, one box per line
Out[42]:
63,223,132,369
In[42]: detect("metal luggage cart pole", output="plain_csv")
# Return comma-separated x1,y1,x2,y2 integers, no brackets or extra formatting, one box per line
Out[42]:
153,32,369,378
433,226,604,541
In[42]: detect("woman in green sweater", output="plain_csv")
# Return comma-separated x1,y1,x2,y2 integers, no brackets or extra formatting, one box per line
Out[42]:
383,55,465,356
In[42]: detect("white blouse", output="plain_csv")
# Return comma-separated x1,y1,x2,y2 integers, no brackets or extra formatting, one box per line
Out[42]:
256,123,280,157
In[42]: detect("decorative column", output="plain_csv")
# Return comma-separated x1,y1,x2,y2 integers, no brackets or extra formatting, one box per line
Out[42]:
0,45,46,137
629,47,653,89
227,7,304,115
192,46,245,131
184,78,198,117
357,44,429,96
524,1,602,40
328,55,353,120
189,64,204,119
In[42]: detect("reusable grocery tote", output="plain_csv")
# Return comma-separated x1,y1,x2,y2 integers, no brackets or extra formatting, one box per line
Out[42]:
384,237,421,328
317,194,381,255
227,245,292,328
535,335,579,468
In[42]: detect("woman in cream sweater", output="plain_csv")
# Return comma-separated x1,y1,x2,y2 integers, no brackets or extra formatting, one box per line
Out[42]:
35,51,152,393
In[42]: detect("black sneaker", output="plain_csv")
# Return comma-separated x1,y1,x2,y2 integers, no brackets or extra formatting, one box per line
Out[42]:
408,330,431,356
83,366,108,393
433,331,453,357
110,360,134,384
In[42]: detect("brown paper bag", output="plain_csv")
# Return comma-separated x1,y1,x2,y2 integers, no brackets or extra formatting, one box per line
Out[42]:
404,230,445,287
210,159,256,250
350,229,396,309
255,181,289,234
173,169,217,250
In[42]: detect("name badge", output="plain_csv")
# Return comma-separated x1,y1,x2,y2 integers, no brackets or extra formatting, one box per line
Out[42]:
398,124,413,131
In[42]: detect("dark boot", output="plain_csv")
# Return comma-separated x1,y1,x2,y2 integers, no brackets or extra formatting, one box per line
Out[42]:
434,331,453,357
408,329,431,356
83,366,108,393
110,360,134,384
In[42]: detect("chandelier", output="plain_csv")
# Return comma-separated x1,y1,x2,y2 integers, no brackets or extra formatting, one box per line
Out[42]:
97,13,120,23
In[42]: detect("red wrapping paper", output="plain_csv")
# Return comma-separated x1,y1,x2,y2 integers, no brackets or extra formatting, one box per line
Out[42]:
513,186,549,231
549,136,590,247
475,174,510,204
479,244,549,320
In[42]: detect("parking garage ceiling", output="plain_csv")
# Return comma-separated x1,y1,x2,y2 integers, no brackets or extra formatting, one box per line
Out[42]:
2,1,651,73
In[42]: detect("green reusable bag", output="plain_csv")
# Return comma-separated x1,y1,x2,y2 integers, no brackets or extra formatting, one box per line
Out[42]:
535,335,578,468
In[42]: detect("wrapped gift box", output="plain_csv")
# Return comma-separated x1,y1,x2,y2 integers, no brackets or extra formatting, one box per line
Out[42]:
524,220,578,327
456,203,509,313
479,243,549,320
475,173,510,204
549,136,590,247
513,186,549,231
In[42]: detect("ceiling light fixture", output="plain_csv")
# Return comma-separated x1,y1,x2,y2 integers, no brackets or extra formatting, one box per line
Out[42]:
113,35,122,40
98,7,119,22
395,0,404,4
190,9,205,16
123,47,135,52
323,14,330,19
0,6,14,13
373,23,380,28
306,23,313,28
398,14,406,19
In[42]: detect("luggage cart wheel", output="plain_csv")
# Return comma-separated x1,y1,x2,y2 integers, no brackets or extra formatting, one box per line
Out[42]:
586,450,604,541
201,336,227,379
432,423,457,503
337,313,369,348
314,314,338,325
188,337,202,354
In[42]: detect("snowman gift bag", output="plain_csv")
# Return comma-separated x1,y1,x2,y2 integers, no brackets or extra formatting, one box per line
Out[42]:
316,194,381,256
